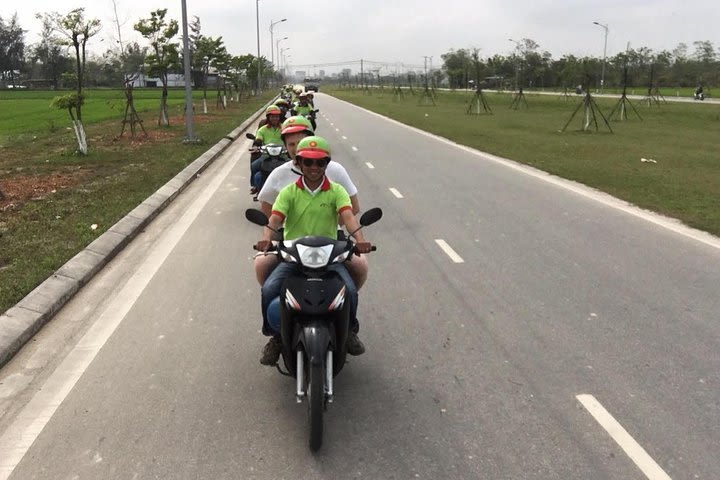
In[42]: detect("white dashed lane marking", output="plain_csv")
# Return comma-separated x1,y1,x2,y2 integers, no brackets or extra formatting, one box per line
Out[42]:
342,135,347,140
389,188,404,199
352,146,358,152
365,162,375,169
576,394,672,480
434,239,464,263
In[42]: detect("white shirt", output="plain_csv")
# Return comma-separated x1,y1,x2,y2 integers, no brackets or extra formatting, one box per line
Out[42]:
257,160,358,205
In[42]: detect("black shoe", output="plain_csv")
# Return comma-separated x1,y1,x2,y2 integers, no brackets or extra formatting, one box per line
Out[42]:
260,336,282,365
346,331,365,356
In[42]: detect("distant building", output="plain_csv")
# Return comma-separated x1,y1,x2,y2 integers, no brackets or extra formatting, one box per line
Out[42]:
319,70,325,79
129,73,196,88
341,68,352,78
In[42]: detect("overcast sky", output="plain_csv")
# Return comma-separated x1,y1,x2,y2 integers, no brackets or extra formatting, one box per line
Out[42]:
4,0,719,73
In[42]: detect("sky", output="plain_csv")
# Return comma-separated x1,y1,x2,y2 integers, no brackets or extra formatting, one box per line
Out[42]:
4,0,719,75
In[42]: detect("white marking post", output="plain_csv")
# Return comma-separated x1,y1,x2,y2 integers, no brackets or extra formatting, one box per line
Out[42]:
576,394,672,480
435,239,464,263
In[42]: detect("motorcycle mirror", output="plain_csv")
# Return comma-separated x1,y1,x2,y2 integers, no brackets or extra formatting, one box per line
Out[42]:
245,133,256,140
359,207,383,227
313,109,320,113
245,208,269,226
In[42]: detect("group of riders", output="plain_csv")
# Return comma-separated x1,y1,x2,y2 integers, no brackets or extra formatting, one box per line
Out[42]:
248,84,373,366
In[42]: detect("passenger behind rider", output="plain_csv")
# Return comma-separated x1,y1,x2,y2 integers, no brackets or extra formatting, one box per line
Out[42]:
254,116,368,293
256,136,372,365
250,105,284,194
305,91,315,108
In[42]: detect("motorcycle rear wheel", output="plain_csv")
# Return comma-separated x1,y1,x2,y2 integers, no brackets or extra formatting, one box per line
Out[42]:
307,361,324,451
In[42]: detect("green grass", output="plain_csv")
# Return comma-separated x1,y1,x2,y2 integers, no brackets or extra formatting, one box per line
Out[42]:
0,90,275,313
0,88,219,137
326,86,720,236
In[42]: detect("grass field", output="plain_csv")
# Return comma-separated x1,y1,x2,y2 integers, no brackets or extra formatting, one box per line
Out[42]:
0,89,275,313
326,86,720,238
0,88,220,137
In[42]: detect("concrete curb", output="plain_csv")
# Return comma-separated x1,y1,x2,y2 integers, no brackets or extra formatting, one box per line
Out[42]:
0,97,277,368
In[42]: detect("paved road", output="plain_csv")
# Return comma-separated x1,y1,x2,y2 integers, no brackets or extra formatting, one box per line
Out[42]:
1,93,719,479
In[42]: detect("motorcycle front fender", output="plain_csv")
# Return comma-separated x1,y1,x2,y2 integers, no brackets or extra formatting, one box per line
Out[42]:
300,321,330,366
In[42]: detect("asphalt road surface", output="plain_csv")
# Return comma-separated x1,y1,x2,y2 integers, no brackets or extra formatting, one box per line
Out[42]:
1,93,718,479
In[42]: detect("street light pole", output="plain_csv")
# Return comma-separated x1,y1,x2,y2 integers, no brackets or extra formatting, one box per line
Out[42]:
180,0,196,142
276,38,288,82
255,0,261,93
593,21,609,94
269,18,286,68
508,38,521,90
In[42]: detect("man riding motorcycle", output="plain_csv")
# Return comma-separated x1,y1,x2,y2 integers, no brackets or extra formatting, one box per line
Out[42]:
291,93,316,130
254,105,284,145
256,136,372,365
249,105,285,193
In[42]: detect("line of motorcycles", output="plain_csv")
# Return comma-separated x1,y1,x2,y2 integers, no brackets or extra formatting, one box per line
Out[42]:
246,93,383,452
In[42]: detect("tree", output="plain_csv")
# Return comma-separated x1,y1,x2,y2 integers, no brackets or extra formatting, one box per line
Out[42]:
194,35,226,113
134,9,180,126
0,14,26,86
37,8,101,155
693,40,716,63
32,18,71,89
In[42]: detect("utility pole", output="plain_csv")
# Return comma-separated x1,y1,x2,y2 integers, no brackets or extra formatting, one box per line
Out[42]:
360,59,364,88
255,0,261,93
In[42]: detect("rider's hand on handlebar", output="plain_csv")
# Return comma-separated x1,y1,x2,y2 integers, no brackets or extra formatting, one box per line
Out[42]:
354,241,372,255
255,240,272,252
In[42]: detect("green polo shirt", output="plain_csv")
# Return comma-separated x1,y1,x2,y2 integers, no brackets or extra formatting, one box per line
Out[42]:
255,124,283,145
293,103,313,116
272,176,352,240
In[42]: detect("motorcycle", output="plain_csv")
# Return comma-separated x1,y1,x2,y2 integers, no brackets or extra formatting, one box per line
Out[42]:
245,207,382,451
245,133,290,198
694,90,705,101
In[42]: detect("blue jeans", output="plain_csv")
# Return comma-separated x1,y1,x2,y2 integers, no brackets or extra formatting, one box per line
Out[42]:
250,157,263,188
261,262,358,336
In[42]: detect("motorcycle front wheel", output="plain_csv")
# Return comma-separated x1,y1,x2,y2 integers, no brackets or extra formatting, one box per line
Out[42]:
307,360,325,451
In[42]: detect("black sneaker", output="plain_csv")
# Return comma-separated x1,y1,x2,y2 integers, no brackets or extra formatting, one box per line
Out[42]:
346,331,366,356
260,336,282,365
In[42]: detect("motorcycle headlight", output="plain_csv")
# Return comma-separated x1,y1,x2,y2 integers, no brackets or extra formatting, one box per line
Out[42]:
296,244,334,268
266,145,283,156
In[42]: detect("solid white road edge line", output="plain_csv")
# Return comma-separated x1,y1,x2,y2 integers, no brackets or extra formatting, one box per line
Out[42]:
389,188,404,199
576,394,672,480
327,95,720,252
435,239,465,263
366,162,375,169
0,150,240,480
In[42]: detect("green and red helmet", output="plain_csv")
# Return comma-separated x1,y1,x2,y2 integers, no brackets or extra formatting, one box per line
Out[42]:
295,136,331,160
265,105,282,116
281,115,314,137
